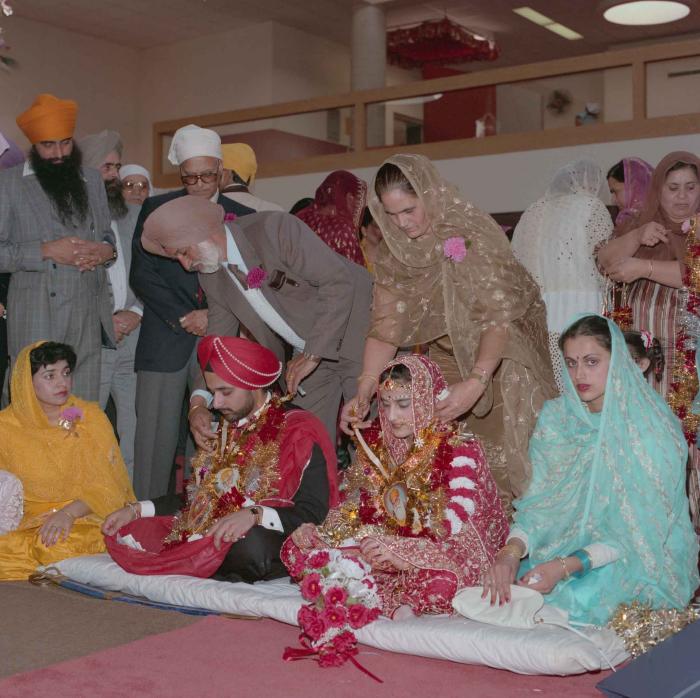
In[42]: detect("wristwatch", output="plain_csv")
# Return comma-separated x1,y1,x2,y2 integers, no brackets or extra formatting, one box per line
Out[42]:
103,243,118,268
248,505,263,526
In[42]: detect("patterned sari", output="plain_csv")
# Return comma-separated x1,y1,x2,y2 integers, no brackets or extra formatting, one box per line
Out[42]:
282,355,508,617
0,341,134,580
514,316,698,625
367,154,556,509
296,170,367,266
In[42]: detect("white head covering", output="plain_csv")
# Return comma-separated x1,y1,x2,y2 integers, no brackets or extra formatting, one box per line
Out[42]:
510,158,612,388
545,158,605,199
120,164,154,193
167,124,222,166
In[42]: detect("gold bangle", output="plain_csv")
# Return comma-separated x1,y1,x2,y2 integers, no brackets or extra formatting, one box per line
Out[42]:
188,403,208,418
126,501,140,519
497,543,522,560
558,556,571,579
469,371,489,386
357,373,378,384
472,365,489,376
59,509,76,522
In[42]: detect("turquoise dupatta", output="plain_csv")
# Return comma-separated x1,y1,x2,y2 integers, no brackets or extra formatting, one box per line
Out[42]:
514,315,698,625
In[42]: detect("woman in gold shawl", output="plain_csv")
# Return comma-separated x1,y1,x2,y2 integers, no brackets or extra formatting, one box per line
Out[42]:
0,341,134,580
341,154,556,512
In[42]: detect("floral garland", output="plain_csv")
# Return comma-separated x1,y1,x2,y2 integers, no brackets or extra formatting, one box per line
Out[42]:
283,548,382,679
163,397,286,546
321,424,457,546
668,216,700,443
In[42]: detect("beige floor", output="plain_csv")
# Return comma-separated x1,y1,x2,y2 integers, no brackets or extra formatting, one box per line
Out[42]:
0,581,199,678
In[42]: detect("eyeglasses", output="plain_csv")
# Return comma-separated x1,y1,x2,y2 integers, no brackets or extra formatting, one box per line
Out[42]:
180,171,219,185
123,181,149,191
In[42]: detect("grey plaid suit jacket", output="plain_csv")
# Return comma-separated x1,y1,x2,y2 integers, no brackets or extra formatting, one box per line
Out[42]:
0,162,115,399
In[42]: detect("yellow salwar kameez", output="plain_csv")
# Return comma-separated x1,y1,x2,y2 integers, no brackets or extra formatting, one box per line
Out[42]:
0,342,134,580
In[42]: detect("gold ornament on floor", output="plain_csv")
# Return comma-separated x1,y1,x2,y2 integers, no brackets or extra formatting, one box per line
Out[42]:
609,601,700,657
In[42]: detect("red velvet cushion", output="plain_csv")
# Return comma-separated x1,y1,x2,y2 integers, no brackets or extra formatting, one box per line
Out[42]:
104,516,232,578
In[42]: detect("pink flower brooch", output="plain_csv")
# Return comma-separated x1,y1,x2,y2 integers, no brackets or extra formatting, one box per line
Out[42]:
443,236,469,262
58,406,83,437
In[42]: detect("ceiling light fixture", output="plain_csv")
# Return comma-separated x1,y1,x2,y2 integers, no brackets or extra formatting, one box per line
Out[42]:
602,1,691,25
513,7,583,40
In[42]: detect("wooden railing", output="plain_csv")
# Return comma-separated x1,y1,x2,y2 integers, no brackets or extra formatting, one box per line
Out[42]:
153,38,700,187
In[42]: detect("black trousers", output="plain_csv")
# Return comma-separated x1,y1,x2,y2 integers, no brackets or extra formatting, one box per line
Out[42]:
213,526,288,584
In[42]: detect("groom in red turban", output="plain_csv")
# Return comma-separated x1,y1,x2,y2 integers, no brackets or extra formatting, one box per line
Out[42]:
103,335,338,583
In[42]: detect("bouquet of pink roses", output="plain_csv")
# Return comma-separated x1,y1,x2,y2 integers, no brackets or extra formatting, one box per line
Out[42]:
284,548,382,673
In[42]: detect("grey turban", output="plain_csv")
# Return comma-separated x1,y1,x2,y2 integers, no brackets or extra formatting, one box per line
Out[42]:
79,129,123,169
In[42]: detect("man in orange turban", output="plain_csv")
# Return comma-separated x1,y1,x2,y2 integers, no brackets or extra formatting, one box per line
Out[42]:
219,142,283,212
103,335,339,583
0,93,118,400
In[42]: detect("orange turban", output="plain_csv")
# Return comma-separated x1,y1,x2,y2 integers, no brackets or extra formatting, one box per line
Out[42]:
198,336,282,390
221,143,257,185
16,93,78,144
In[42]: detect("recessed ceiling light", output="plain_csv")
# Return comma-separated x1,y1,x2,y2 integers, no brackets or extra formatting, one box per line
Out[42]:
513,6,583,39
602,1,691,25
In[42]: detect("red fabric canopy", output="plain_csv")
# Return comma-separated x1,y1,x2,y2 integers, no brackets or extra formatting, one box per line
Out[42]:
388,18,499,69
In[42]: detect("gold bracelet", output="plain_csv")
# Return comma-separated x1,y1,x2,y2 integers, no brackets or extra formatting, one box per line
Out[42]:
126,501,141,519
497,543,522,560
188,403,208,418
469,371,490,386
357,373,378,384
648,259,654,280
472,365,489,376
59,509,76,521
558,556,571,579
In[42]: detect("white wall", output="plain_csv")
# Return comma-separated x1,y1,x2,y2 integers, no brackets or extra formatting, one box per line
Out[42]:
0,16,139,160
647,56,700,117
254,133,700,213
138,22,276,169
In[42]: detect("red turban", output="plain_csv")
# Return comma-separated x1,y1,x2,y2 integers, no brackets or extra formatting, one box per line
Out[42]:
198,336,281,390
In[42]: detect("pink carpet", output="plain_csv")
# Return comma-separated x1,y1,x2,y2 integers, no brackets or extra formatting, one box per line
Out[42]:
0,615,609,697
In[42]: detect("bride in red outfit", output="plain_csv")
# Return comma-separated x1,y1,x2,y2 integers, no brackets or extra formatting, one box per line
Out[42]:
283,355,508,618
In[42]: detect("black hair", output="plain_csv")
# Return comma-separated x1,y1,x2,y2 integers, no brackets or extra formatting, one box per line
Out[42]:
607,161,624,182
360,206,374,229
623,331,665,380
378,362,412,386
289,197,314,215
29,342,77,376
667,161,699,176
559,315,611,353
374,163,416,199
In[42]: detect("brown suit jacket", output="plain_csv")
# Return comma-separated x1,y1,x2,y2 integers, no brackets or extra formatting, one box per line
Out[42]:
196,211,371,390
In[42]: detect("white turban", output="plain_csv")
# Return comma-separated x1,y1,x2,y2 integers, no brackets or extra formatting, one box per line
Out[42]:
120,164,154,192
167,124,222,166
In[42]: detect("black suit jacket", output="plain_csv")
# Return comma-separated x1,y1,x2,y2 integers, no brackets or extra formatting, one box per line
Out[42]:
131,189,254,372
